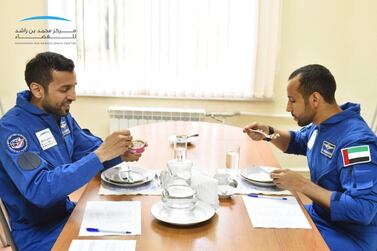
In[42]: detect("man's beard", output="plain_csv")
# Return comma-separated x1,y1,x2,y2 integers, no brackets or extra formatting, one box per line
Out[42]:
293,103,314,127
296,114,312,127
42,99,69,116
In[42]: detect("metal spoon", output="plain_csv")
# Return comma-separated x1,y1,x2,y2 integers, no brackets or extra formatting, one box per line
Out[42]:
248,129,280,140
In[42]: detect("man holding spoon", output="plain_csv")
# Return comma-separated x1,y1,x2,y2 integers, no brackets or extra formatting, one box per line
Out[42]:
243,64,377,251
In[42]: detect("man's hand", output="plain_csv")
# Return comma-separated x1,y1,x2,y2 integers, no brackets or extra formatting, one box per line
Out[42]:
120,152,142,162
270,168,308,192
243,122,269,141
94,130,132,163
271,168,332,209
243,122,291,152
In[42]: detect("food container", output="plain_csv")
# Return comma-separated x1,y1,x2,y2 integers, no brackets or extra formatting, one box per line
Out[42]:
128,140,146,154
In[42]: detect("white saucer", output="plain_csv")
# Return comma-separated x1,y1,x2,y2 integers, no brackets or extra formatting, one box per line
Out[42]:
240,166,278,183
240,166,279,187
151,201,215,226
241,178,276,187
168,135,197,144
101,166,154,188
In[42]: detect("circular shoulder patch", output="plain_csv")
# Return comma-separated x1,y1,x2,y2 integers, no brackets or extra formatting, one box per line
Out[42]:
7,133,29,153
17,152,41,170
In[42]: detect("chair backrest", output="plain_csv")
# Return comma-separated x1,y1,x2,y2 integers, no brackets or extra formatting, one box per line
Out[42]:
0,199,18,251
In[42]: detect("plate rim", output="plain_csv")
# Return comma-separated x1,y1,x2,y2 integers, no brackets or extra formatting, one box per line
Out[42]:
104,169,147,184
168,135,197,144
151,201,215,226
240,166,275,183
101,167,154,187
241,177,276,187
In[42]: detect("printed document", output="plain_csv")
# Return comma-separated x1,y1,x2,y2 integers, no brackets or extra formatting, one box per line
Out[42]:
243,195,311,228
79,201,141,236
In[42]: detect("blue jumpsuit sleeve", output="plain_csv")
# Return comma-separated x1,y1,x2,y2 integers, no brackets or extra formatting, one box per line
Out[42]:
70,119,122,169
285,126,312,155
0,123,104,208
330,142,377,225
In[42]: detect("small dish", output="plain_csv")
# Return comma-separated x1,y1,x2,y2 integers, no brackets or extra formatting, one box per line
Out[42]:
101,166,154,188
240,166,280,187
168,134,198,144
151,201,215,226
104,165,146,184
240,166,278,183
241,178,276,187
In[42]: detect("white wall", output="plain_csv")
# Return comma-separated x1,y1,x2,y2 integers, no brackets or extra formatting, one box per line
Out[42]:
1,0,376,170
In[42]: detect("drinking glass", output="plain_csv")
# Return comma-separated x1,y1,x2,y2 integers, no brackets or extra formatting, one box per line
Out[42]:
225,145,240,177
174,135,188,160
161,158,196,209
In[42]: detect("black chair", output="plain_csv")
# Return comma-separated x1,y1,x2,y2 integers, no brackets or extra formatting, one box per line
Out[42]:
0,199,18,251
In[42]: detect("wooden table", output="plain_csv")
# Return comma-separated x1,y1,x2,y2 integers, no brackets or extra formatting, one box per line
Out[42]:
52,121,328,251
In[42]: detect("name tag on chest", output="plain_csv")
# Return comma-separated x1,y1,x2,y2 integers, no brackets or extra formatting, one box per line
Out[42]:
35,128,57,150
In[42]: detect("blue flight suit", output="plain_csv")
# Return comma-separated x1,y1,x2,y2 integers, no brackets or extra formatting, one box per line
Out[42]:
286,102,377,251
0,91,122,251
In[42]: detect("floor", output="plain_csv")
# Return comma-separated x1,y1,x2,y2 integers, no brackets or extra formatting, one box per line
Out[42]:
0,186,86,251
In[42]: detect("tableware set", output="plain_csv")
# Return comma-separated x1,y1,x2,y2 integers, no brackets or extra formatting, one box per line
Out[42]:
101,135,278,226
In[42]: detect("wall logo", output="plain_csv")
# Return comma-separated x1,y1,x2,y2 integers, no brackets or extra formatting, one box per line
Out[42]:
19,16,71,22
7,133,29,153
15,15,76,45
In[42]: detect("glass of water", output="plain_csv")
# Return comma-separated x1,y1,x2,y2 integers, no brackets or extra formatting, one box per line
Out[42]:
225,145,240,176
161,158,196,209
174,135,188,160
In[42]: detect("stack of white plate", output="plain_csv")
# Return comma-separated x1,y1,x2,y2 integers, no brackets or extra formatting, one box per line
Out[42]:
240,166,277,187
101,165,154,188
151,201,215,226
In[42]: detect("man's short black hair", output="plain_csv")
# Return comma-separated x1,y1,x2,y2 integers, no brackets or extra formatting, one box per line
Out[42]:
288,64,336,104
24,52,75,90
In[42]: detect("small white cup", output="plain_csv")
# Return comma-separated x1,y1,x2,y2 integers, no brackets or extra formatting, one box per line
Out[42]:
214,171,236,198
214,172,231,186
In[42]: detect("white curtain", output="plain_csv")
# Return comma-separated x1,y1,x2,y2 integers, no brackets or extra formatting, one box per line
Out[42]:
50,0,281,100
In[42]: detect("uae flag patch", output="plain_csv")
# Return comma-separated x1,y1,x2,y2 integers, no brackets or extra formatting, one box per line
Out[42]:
341,145,371,167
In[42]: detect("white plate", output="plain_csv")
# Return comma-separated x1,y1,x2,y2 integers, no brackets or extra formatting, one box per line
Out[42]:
168,135,197,144
151,201,215,226
240,166,278,183
241,178,276,187
101,166,154,188
103,165,148,184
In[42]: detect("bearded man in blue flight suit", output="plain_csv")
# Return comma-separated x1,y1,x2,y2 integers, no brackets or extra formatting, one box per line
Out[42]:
0,52,144,251
244,64,377,251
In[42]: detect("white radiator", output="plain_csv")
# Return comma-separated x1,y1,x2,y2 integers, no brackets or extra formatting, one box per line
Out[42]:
109,106,206,133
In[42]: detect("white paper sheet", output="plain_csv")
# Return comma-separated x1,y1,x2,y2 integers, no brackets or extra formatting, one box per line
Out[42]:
243,195,311,229
68,240,136,251
79,201,141,236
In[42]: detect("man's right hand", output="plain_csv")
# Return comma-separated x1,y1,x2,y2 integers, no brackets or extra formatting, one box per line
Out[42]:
243,122,269,141
94,130,133,163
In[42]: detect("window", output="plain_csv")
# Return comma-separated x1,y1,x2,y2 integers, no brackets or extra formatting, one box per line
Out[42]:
49,0,281,100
